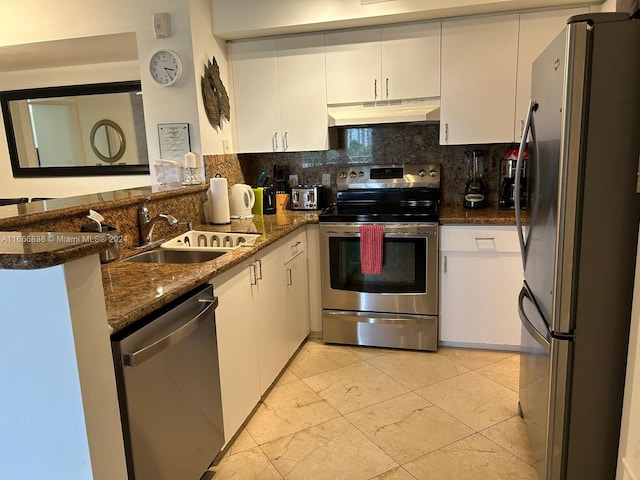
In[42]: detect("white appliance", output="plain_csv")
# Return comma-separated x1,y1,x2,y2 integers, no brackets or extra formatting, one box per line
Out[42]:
228,183,255,219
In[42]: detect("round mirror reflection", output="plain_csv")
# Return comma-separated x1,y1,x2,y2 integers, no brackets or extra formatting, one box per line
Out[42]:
90,119,126,163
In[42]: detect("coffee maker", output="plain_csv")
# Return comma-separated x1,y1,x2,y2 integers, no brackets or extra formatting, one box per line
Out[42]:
499,148,528,209
463,149,488,209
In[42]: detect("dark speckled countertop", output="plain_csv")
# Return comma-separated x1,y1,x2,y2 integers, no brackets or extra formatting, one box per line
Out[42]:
0,202,519,333
439,205,521,225
103,207,518,333
104,211,319,333
0,232,108,269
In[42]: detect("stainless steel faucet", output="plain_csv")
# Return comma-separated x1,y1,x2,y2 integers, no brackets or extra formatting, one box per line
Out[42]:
138,197,178,245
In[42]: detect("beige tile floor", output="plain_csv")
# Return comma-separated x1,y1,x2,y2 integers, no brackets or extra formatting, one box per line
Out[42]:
209,339,536,480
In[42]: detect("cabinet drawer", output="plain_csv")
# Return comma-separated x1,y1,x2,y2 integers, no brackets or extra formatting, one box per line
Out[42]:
440,225,520,253
284,229,306,263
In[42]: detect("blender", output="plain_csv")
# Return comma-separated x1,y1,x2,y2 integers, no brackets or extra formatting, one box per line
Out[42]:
463,149,488,209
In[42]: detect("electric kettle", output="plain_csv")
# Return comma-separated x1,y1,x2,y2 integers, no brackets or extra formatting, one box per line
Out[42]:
229,183,255,219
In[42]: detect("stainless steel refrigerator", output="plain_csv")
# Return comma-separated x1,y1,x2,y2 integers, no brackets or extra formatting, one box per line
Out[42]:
514,13,640,480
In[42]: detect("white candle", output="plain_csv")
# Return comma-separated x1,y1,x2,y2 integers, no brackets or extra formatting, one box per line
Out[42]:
184,152,197,168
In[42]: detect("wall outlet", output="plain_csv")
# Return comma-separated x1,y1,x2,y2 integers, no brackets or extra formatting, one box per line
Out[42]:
322,173,331,187
222,139,230,153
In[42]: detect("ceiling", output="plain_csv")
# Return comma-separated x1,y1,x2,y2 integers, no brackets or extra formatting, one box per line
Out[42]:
0,32,138,73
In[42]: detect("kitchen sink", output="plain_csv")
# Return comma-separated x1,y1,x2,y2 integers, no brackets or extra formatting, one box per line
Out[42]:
161,231,261,252
123,248,226,264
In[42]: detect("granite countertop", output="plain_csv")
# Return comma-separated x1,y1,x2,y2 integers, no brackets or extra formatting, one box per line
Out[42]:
103,210,320,333
0,231,108,269
0,183,207,230
0,201,520,332
440,205,521,225
104,207,521,334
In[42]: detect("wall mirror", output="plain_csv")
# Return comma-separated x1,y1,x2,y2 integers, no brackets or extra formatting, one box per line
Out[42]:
0,80,149,177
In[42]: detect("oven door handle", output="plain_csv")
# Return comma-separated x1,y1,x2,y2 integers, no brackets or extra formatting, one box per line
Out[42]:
320,224,438,236
323,231,435,239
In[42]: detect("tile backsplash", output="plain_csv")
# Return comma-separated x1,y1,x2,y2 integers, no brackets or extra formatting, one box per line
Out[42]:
238,124,517,207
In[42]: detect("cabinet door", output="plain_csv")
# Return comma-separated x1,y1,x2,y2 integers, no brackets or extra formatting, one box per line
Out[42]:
325,28,381,104
305,224,322,334
514,7,588,140
440,253,523,347
230,39,281,153
253,246,288,394
277,34,328,151
380,22,441,101
210,264,261,442
440,14,519,145
440,225,523,348
286,250,310,356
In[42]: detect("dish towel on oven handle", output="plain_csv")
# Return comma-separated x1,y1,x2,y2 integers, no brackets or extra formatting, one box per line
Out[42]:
360,224,384,275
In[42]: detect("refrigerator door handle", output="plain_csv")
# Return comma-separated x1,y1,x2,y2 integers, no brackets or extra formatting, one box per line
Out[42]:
515,100,539,269
518,286,551,353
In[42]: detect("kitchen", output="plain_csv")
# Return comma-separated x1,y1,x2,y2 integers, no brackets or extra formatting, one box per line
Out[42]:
1,1,640,480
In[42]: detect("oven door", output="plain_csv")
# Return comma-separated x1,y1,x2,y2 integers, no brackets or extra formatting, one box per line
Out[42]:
320,222,438,316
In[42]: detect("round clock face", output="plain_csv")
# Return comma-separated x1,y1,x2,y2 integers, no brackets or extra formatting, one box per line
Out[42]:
149,50,183,86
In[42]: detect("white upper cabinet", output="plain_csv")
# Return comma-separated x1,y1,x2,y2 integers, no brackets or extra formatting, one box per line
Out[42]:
380,22,441,101
325,28,381,104
325,22,441,104
276,34,329,152
230,33,328,153
231,39,281,152
514,7,588,141
440,14,519,145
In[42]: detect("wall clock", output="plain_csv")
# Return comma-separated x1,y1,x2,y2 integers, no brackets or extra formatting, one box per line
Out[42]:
149,49,183,86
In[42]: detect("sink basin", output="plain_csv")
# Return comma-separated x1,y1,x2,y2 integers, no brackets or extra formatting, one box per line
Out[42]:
161,231,261,252
123,249,226,264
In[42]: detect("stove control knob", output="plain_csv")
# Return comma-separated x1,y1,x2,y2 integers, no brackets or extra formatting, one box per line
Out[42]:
339,172,347,179
358,171,364,177
429,169,438,178
418,169,426,177
349,171,357,179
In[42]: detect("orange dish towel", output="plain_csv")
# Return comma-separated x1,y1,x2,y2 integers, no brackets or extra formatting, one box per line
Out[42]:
360,224,384,275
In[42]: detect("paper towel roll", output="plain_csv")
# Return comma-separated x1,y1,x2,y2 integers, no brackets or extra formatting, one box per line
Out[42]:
210,177,231,224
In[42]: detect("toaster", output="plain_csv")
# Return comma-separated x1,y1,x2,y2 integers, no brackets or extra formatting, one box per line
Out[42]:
290,185,327,211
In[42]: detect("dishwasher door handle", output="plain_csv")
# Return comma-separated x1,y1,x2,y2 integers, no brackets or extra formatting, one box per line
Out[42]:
124,297,218,367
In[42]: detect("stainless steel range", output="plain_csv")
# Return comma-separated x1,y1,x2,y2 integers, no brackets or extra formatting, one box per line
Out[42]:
319,163,440,351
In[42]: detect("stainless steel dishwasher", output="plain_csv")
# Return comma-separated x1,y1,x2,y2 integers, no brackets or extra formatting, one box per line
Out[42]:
112,284,224,480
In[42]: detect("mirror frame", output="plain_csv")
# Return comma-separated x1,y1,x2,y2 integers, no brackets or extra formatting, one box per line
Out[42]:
0,80,150,177
90,119,127,163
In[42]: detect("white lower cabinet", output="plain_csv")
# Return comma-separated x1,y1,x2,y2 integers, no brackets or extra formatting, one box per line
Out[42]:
305,224,322,334
253,243,288,394
284,230,310,356
439,225,523,349
210,260,261,443
212,229,310,443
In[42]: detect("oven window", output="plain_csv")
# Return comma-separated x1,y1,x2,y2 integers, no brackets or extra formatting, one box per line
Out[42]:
328,237,427,293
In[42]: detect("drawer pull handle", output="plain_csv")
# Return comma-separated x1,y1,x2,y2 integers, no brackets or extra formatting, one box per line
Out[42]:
475,237,496,251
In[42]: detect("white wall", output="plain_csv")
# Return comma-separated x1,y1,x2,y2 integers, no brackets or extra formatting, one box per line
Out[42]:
211,0,603,39
0,60,150,198
0,0,233,198
190,0,234,157
0,255,128,480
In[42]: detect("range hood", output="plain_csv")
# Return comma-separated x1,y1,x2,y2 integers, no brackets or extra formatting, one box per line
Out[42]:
327,99,440,127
